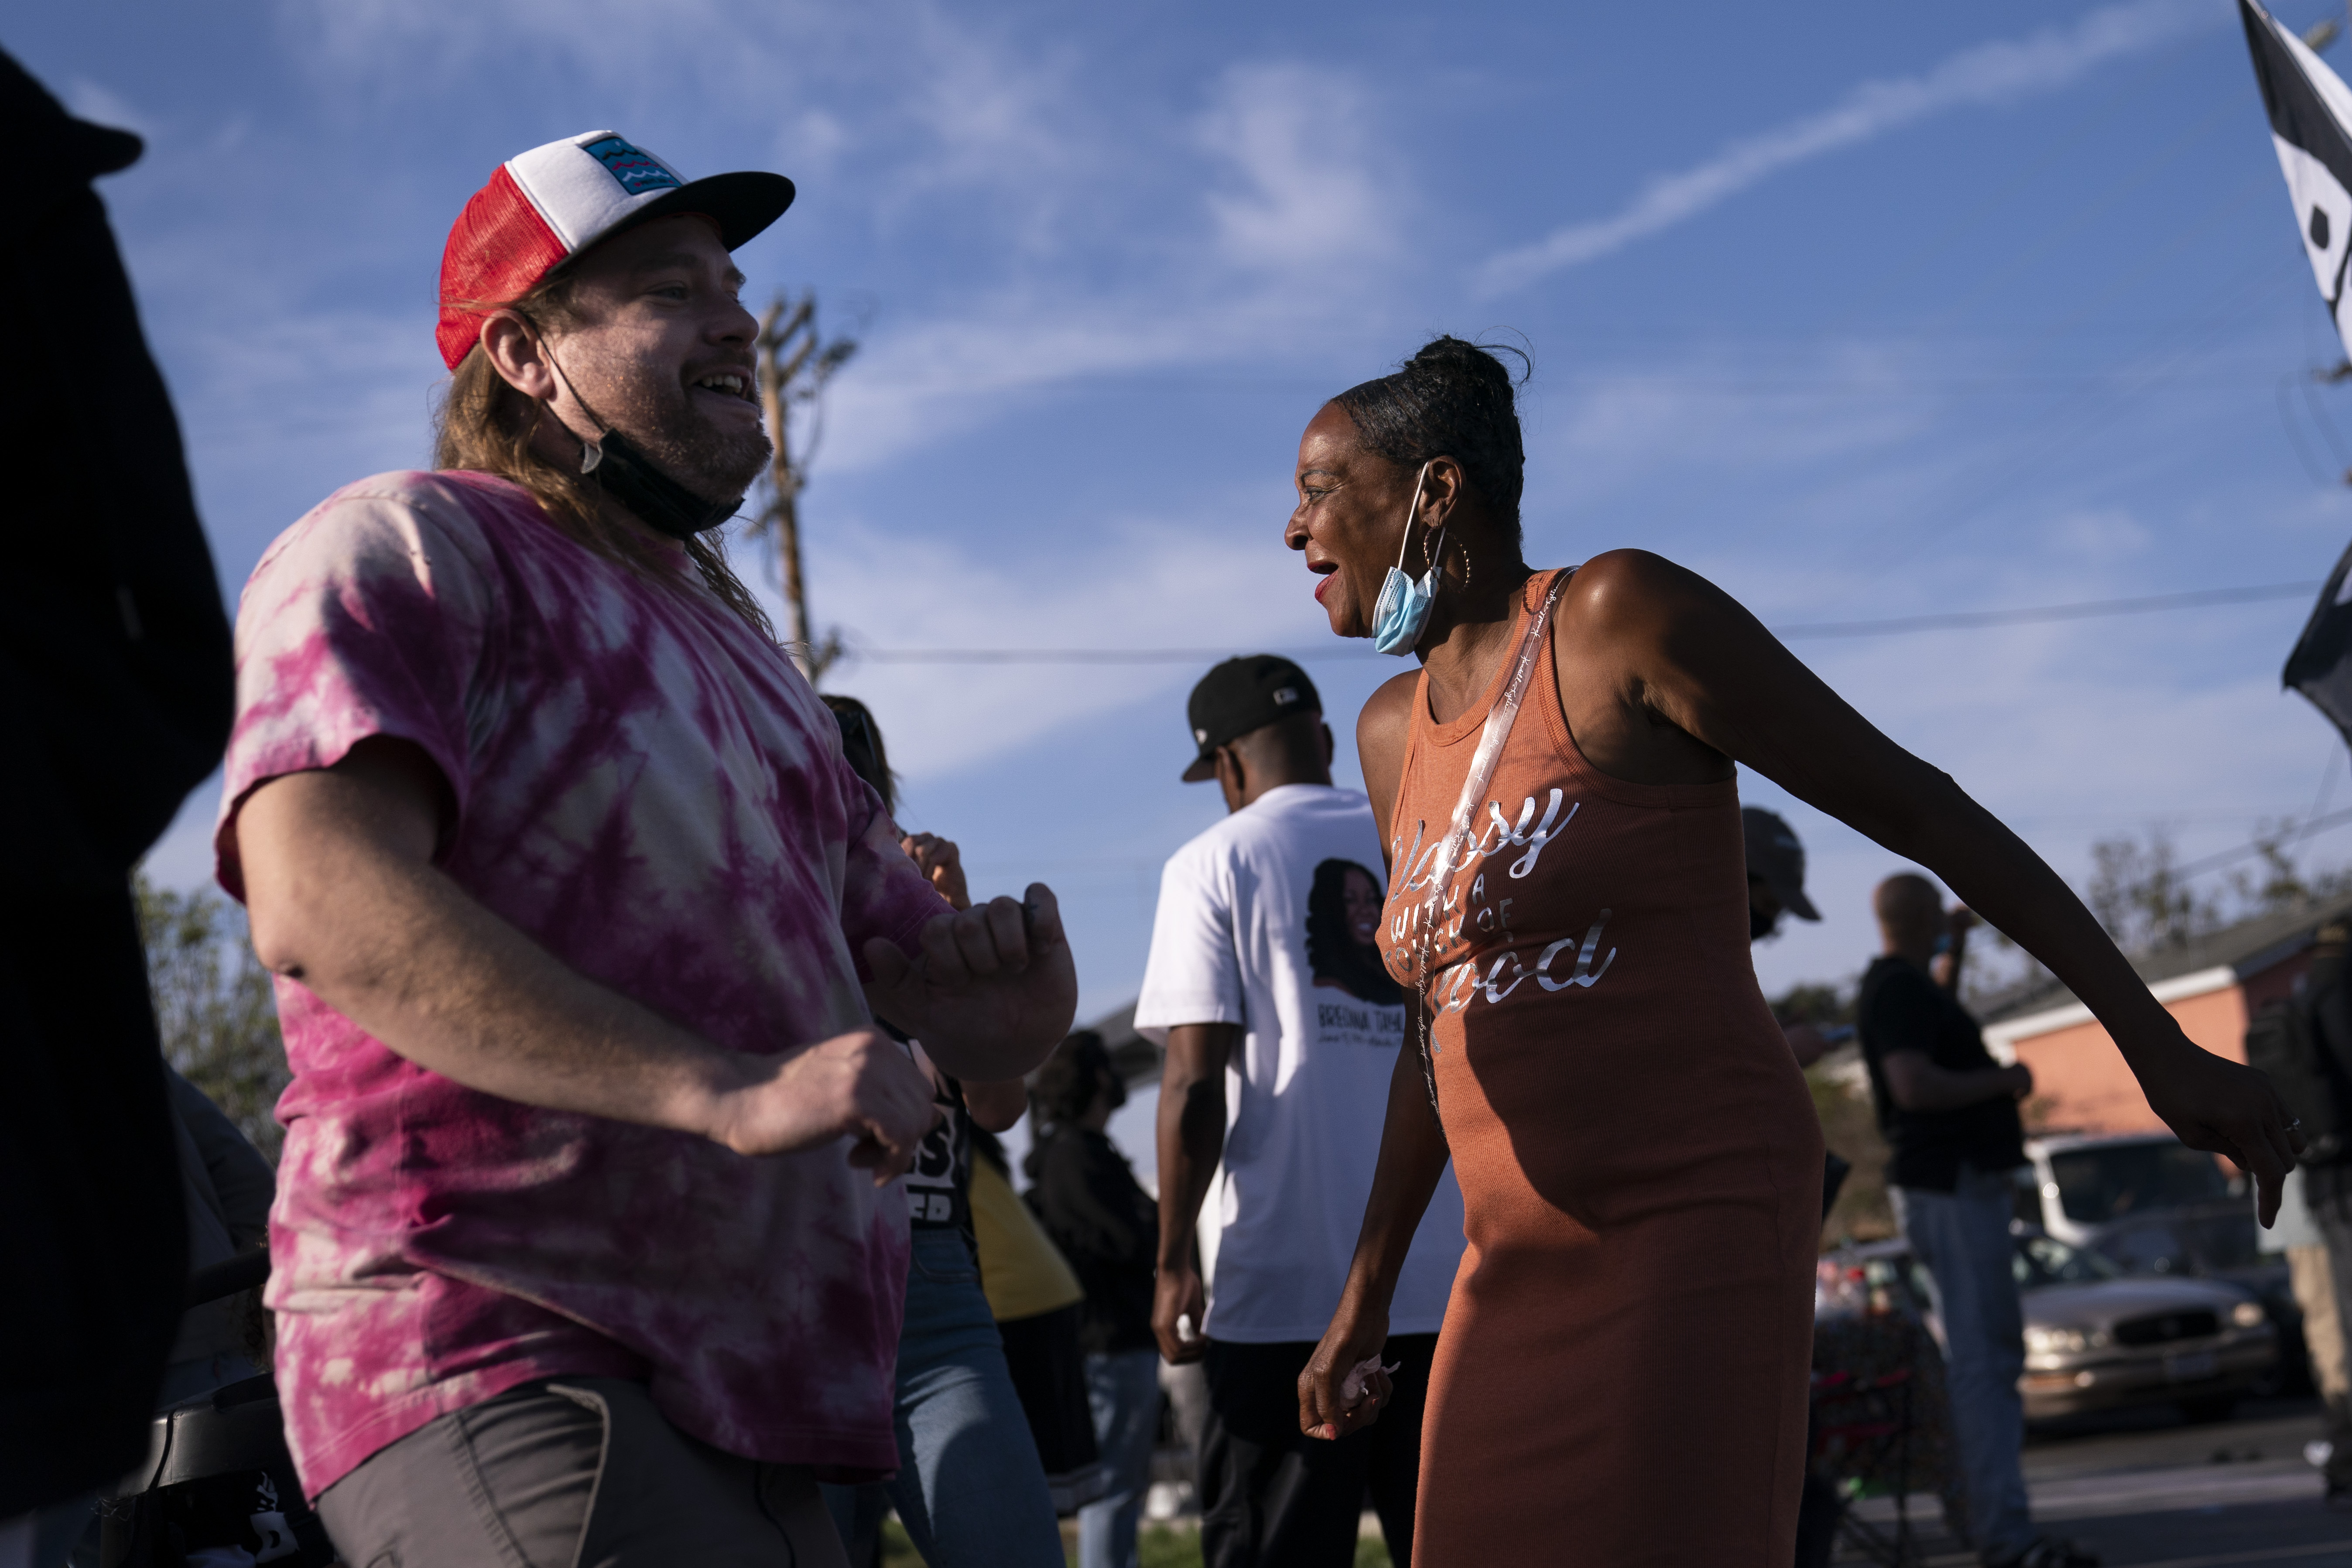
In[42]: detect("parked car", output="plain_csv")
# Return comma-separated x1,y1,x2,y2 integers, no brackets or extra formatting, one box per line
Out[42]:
2012,1131,2305,1391
1819,1228,2276,1424
2015,1132,2253,1262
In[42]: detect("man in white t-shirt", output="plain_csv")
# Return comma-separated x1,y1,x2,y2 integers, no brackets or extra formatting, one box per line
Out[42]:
1140,656,1465,1568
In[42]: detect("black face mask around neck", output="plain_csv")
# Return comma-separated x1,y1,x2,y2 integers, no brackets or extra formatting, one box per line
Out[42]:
544,347,744,541
584,427,742,541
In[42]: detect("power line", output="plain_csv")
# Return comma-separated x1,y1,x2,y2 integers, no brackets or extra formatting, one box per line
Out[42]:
841,580,2321,666
2174,804,2352,882
1768,580,2318,639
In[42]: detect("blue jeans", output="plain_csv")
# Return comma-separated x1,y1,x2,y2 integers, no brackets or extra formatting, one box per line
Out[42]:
1077,1349,1161,1568
823,1228,1065,1567
1892,1165,2033,1559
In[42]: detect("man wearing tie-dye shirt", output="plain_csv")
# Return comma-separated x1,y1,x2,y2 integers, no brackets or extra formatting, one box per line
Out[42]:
214,131,1076,1568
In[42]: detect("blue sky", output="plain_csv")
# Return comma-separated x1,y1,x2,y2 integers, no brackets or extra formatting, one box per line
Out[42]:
21,0,2352,1170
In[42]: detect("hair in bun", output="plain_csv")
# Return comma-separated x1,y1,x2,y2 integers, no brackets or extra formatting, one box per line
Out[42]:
1332,336,1530,549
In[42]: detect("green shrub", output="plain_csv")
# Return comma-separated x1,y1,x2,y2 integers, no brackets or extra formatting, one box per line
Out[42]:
135,873,287,1158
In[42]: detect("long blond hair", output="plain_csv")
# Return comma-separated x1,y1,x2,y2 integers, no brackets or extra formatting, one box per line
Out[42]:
431,275,774,636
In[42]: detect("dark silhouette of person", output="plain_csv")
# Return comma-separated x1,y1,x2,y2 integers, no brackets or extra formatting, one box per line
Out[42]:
1307,859,1401,1005
3,49,234,1523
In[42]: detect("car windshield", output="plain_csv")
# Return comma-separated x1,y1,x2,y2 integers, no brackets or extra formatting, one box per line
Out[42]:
2013,1232,2124,1288
2047,1141,2229,1224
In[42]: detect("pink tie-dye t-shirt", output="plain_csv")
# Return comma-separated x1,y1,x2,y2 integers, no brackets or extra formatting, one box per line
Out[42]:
215,470,945,1500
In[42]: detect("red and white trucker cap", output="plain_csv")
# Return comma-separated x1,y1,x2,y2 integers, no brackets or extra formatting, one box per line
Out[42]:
436,130,794,370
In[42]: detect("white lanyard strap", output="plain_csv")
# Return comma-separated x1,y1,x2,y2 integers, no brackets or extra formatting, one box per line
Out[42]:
1405,569,1571,1120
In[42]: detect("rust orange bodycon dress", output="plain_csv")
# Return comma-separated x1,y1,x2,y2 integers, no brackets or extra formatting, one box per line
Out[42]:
1377,570,1823,1565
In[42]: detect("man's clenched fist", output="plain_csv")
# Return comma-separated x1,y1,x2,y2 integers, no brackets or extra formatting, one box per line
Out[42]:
705,1029,939,1183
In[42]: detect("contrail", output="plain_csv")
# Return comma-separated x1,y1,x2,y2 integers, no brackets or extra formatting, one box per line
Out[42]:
1474,0,2219,298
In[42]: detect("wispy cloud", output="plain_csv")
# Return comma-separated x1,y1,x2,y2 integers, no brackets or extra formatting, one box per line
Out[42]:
1197,63,1395,272
794,58,1411,472
769,500,1320,779
272,0,1084,237
816,262,1383,475
1475,0,2216,298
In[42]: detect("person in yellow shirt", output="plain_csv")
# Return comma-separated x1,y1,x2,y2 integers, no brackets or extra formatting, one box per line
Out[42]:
970,1127,1111,1514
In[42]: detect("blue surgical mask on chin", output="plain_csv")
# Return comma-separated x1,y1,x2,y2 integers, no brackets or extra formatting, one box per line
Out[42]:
1371,463,1445,656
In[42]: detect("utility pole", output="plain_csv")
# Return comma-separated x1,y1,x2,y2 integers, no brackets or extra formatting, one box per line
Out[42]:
752,291,858,680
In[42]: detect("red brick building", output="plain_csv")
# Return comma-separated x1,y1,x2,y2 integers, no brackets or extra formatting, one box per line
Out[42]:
1976,896,2352,1134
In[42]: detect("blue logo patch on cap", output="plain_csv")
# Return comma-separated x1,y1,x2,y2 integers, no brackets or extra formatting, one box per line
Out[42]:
583,136,681,197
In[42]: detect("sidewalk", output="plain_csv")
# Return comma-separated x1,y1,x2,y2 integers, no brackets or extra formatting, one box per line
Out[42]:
1835,1405,2351,1566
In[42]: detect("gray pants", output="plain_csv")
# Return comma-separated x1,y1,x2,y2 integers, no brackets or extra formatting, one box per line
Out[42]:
2307,1184,2352,1485
316,1378,846,1568
1892,1166,2034,1560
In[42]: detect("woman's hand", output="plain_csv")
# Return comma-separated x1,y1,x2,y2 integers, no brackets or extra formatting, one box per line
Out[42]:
2129,1031,2304,1225
1298,1294,1393,1441
901,832,970,911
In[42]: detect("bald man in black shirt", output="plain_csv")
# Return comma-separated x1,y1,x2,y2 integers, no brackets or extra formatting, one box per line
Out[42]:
1859,875,2092,1568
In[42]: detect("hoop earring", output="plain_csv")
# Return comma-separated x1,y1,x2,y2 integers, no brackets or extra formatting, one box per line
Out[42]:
1419,515,1471,592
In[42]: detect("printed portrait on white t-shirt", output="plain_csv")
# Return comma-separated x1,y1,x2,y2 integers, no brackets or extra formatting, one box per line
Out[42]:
1307,857,1407,1045
1131,785,1465,1339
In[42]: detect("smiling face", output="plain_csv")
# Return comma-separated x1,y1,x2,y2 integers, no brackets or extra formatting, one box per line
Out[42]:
540,214,770,502
1342,866,1382,948
1284,401,1424,639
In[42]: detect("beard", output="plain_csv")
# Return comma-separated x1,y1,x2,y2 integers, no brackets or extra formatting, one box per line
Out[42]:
558,342,773,503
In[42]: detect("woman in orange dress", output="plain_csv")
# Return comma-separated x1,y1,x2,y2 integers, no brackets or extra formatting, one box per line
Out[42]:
1284,337,2301,1565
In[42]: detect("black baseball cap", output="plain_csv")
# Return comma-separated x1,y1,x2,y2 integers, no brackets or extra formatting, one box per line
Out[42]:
1742,807,1820,921
1181,656,1322,781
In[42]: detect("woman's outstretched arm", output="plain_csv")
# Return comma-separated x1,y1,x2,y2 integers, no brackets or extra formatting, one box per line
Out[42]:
1298,1002,1452,1440
1569,549,2303,1219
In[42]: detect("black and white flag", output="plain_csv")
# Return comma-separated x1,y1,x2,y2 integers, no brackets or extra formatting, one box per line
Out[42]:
2286,537,2352,748
2243,0,2352,362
